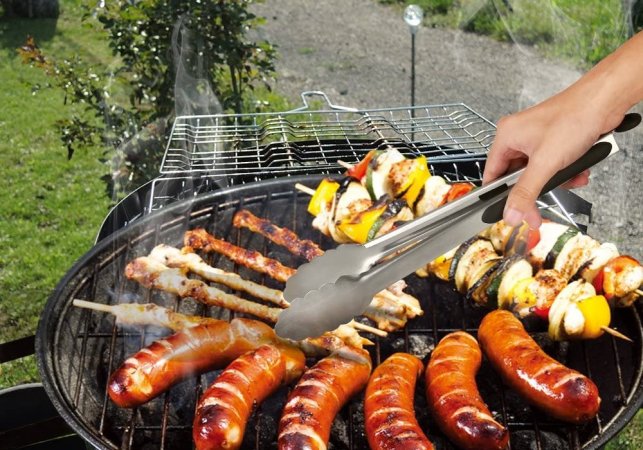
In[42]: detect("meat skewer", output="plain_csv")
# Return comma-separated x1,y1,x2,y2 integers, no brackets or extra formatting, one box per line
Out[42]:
478,310,601,423
233,208,324,261
193,344,306,450
425,332,508,450
278,346,372,450
126,257,283,323
185,228,296,283
364,353,433,450
184,228,416,331
73,299,374,359
230,211,423,319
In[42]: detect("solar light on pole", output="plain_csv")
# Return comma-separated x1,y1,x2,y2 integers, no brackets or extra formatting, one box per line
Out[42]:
404,4,423,128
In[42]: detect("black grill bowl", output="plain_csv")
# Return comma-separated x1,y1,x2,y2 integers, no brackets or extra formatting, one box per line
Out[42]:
36,175,643,450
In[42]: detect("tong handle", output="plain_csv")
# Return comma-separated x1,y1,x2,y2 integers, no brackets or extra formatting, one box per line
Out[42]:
481,108,641,223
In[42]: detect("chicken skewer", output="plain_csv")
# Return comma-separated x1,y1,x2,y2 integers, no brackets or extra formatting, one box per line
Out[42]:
184,228,414,331
231,209,423,318
149,244,289,307
72,299,374,353
123,257,387,338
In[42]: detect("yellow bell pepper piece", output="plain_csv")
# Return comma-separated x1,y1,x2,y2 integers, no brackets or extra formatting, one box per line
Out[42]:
337,205,387,244
577,295,611,339
430,254,451,281
510,277,536,308
307,179,339,216
402,156,430,208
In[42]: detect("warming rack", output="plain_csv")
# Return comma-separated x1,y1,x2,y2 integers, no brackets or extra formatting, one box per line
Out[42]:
149,91,592,229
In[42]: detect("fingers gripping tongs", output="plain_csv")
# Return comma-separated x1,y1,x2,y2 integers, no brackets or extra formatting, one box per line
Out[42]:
274,113,641,340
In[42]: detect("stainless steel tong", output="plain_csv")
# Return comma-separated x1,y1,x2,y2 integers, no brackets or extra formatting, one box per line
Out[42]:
274,113,641,340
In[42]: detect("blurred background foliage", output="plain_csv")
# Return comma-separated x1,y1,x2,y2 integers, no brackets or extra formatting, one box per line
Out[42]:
380,0,640,68
18,0,279,198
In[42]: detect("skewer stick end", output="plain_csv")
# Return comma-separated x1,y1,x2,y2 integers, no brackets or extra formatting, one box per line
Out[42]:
601,326,633,343
294,183,316,196
635,289,643,297
72,299,114,313
337,160,354,170
349,320,388,337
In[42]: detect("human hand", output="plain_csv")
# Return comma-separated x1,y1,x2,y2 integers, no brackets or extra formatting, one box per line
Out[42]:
482,88,624,229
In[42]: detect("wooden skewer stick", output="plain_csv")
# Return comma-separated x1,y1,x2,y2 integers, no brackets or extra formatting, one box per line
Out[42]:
349,320,388,337
73,299,113,313
294,183,315,196
337,160,353,170
635,289,643,297
601,326,633,343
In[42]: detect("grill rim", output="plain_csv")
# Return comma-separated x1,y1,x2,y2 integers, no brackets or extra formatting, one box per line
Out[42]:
36,174,643,450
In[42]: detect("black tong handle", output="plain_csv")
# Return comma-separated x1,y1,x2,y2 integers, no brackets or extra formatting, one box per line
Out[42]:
481,112,641,224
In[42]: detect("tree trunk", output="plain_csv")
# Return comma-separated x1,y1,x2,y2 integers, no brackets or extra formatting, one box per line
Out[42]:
2,0,59,18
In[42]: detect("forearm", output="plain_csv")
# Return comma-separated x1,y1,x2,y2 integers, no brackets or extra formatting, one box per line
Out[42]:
569,31,643,131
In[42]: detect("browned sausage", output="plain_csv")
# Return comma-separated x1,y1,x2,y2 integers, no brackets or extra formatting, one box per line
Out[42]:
365,353,433,450
108,318,290,408
426,331,508,450
193,344,306,450
278,347,372,450
478,310,600,423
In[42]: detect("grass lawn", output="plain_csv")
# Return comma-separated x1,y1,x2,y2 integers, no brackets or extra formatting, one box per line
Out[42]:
0,0,640,448
0,1,113,386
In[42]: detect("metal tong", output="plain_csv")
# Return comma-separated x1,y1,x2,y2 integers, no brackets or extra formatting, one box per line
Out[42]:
275,113,641,340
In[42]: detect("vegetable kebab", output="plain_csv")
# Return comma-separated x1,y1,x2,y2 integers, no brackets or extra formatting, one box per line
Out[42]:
424,221,642,341
302,148,474,244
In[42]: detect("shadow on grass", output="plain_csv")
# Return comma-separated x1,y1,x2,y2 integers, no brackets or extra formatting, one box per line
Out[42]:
0,15,58,50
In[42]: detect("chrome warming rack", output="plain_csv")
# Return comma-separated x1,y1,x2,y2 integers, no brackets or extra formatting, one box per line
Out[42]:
147,91,592,228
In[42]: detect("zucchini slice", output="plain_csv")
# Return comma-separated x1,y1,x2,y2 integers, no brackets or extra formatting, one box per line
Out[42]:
484,254,522,308
448,236,482,283
467,258,503,304
544,227,580,269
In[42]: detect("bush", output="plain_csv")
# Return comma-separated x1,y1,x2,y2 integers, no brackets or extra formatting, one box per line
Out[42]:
20,0,277,197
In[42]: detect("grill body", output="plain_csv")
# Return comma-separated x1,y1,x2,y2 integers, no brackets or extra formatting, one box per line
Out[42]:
36,175,643,450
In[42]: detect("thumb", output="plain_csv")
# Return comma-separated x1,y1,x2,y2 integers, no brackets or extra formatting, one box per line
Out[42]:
504,159,558,229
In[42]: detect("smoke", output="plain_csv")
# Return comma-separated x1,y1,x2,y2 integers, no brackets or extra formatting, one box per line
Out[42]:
172,16,223,117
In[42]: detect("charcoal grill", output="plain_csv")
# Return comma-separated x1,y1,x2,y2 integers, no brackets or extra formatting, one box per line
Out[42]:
35,92,642,449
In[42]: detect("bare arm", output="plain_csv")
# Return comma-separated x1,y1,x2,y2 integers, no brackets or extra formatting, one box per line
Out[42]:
483,31,643,228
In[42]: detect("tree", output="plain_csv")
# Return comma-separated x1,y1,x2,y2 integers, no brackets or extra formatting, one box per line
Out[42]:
20,0,276,197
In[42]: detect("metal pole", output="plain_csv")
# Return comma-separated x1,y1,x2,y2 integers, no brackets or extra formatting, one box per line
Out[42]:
411,32,416,118
404,4,423,141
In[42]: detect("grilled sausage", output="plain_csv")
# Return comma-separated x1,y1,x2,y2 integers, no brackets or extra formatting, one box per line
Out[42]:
193,344,306,450
478,310,600,423
365,353,433,450
426,331,508,450
278,347,372,450
108,318,293,408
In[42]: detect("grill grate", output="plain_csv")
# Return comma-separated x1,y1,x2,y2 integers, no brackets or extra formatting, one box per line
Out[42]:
37,175,643,450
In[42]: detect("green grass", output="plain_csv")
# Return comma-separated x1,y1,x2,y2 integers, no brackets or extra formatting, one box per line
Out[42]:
0,1,113,387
